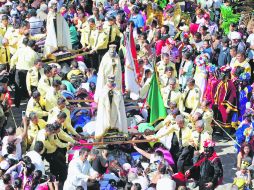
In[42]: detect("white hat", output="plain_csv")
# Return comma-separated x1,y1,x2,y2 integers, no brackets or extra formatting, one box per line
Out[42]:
122,163,131,171
0,160,9,170
40,4,48,11
231,31,241,40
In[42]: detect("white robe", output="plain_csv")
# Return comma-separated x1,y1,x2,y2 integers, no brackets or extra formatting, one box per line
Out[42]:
95,86,128,138
44,12,72,57
63,158,95,190
94,52,122,103
194,65,207,101
156,126,173,150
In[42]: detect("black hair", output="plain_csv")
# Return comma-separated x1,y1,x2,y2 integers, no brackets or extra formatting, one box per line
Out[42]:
27,40,36,48
34,141,44,153
22,156,32,165
45,124,55,133
57,97,66,105
6,142,16,154
22,37,29,46
194,32,202,39
124,182,133,190
32,90,40,99
3,173,11,184
53,121,61,131
14,177,22,188
132,183,142,190
52,79,61,87
44,65,52,75
31,170,42,190
158,163,167,174
79,147,90,156
162,25,169,34
25,163,35,177
56,112,67,121
34,58,42,65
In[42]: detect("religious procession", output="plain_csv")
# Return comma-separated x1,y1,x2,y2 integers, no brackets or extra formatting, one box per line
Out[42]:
0,0,253,189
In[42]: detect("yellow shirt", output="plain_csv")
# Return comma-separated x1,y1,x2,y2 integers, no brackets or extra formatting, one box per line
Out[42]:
179,86,201,116
162,87,181,108
157,123,192,147
26,97,48,119
10,46,39,70
26,66,44,94
56,128,76,144
233,59,251,74
4,28,23,55
0,24,12,38
80,27,94,48
45,87,62,111
28,119,47,144
48,133,69,149
157,61,177,84
155,114,176,131
190,130,211,153
37,75,53,97
47,107,78,136
90,30,108,50
32,129,57,154
0,46,10,64
103,23,121,43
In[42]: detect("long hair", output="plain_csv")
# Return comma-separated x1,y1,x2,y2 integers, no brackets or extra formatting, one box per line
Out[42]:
240,142,253,158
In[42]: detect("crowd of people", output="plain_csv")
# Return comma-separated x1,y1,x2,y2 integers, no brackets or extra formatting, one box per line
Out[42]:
0,0,253,189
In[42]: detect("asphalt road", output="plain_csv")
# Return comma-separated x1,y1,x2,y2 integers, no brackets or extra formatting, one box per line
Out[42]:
7,100,236,190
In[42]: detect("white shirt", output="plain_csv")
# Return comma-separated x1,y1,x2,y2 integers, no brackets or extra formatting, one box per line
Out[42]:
26,150,45,174
28,16,43,35
156,176,176,190
2,135,22,160
63,158,95,190
132,176,149,190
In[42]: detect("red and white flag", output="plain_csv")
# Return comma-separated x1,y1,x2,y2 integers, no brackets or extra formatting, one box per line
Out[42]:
124,30,140,100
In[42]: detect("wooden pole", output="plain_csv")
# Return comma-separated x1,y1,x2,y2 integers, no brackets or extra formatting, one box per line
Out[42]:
77,139,152,146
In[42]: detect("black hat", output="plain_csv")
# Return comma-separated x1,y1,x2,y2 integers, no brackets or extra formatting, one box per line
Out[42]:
0,75,8,84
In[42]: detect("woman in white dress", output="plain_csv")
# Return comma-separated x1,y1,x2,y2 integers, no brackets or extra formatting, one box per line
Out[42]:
194,54,208,101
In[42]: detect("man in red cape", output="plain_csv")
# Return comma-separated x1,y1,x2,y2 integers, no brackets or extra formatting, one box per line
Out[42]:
185,140,223,190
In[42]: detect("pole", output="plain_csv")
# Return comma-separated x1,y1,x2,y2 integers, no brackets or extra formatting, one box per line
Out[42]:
213,119,240,147
78,139,152,146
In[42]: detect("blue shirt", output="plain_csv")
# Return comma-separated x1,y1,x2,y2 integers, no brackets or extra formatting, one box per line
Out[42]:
129,14,144,28
87,75,97,84
202,47,213,59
